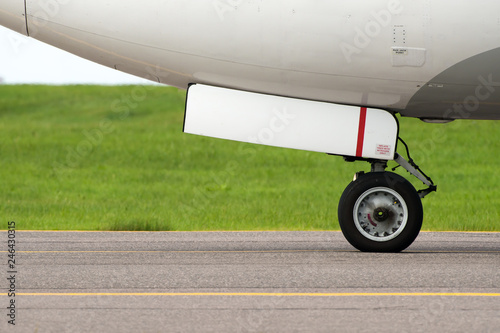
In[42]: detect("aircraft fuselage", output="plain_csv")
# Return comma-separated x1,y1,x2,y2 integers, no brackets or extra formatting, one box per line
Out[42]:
2,0,500,120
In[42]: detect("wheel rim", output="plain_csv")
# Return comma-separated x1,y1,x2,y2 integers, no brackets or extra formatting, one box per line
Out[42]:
353,187,408,242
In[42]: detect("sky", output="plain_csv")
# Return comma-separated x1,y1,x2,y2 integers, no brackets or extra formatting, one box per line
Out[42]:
0,26,155,85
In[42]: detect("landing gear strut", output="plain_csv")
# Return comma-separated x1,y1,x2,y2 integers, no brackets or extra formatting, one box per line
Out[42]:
338,140,436,252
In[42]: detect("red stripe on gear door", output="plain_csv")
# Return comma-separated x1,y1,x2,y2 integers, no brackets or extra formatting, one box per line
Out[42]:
356,107,367,157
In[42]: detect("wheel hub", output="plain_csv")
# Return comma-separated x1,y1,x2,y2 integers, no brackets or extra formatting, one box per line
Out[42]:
373,207,390,222
353,187,408,242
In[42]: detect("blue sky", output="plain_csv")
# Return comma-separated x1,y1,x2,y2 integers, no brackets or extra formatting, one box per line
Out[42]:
0,26,155,85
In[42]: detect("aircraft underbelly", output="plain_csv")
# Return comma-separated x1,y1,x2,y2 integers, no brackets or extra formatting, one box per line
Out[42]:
404,48,500,120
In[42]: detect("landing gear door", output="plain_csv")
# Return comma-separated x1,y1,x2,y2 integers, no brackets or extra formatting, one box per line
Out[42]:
184,84,398,160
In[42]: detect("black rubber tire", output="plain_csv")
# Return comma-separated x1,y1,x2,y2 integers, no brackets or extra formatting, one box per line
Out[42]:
338,172,423,252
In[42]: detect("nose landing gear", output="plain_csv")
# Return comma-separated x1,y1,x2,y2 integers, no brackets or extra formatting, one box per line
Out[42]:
338,140,436,252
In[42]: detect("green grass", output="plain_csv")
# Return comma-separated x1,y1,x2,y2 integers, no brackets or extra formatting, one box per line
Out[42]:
0,85,499,231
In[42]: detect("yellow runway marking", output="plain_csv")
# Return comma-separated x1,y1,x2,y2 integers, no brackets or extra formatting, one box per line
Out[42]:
1,230,499,233
5,292,500,297
1,230,341,233
4,249,499,254
5,250,346,254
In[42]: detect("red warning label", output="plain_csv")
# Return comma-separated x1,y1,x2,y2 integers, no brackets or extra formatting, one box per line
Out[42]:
375,144,392,156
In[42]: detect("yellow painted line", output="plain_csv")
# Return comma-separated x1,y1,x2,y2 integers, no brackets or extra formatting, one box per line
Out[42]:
420,231,500,233
1,230,499,233
0,230,343,233
3,249,499,254
6,250,348,254
5,292,500,297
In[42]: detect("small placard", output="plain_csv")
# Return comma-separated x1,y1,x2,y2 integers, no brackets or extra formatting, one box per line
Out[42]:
391,47,426,67
376,144,392,157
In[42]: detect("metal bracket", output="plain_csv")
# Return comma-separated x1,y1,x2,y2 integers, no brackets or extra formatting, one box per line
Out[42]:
394,153,437,198
394,153,432,186
417,186,437,199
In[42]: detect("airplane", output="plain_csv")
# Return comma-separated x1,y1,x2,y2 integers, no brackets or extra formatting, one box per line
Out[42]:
1,0,499,252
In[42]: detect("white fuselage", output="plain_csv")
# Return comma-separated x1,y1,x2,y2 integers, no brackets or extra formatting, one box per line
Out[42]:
1,0,500,119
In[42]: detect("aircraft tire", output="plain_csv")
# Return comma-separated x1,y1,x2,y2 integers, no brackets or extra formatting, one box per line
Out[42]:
338,172,423,252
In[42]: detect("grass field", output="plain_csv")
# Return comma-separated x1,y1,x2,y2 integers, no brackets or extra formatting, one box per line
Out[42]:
1,85,499,231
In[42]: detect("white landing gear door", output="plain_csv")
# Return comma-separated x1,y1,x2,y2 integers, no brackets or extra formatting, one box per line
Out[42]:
184,84,398,160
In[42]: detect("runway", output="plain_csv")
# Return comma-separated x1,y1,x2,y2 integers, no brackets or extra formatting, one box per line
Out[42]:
2,231,499,332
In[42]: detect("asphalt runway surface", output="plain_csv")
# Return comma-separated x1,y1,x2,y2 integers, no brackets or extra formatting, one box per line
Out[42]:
1,231,499,332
